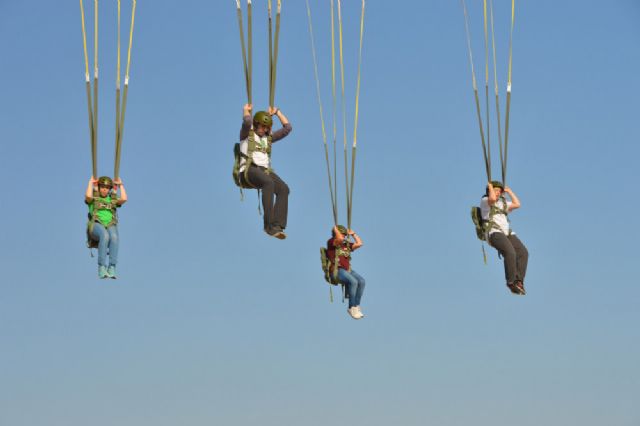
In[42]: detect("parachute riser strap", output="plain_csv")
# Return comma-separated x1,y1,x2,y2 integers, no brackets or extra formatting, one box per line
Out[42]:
305,0,338,225
488,0,506,185
114,0,137,180
80,0,98,177
267,0,281,108
236,0,252,104
93,0,99,173
461,0,492,182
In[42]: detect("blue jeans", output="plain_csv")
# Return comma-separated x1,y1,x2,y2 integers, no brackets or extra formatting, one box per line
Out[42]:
90,223,119,267
338,268,366,308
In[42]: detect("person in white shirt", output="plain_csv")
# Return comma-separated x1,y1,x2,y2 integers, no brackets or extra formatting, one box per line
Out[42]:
480,181,529,295
238,104,293,239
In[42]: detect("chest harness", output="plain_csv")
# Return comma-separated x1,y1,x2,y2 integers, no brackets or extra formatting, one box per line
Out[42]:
233,130,273,189
86,193,119,249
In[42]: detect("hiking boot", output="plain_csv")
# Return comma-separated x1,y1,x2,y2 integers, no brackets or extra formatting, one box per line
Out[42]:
107,265,117,279
98,266,109,279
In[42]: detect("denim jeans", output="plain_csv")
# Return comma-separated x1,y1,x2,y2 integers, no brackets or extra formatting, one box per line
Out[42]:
338,268,366,308
90,223,119,267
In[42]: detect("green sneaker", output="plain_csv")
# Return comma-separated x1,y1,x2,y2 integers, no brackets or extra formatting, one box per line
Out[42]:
107,265,117,279
98,266,109,279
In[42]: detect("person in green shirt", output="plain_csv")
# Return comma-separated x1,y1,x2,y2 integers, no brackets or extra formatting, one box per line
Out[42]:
85,176,128,279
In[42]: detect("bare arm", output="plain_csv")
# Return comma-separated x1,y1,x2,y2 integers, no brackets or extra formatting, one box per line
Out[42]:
240,103,253,140
269,107,292,142
504,187,521,211
115,178,128,205
85,177,96,203
349,229,363,250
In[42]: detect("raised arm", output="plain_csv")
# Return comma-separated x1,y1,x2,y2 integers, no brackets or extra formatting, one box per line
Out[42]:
240,103,253,140
114,178,128,205
349,229,363,250
269,106,292,142
504,186,521,211
85,176,96,203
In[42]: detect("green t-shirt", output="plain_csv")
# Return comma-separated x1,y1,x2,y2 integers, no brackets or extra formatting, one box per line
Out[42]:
88,196,118,227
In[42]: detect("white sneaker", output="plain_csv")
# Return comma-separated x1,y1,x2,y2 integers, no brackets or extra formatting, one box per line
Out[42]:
348,307,363,320
354,306,364,318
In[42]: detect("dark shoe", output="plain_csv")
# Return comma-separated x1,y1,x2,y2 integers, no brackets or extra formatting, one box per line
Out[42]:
265,228,287,240
507,282,525,295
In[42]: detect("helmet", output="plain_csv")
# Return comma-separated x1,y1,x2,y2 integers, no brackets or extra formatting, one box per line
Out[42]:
97,176,113,188
253,111,273,128
336,225,348,235
489,180,504,190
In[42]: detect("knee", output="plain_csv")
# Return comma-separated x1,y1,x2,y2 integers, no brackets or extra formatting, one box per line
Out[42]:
101,232,110,244
262,179,275,192
280,182,290,195
109,232,119,245
502,247,516,260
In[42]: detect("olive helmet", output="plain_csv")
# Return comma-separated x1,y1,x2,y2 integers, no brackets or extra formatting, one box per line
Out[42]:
489,180,504,190
253,111,273,129
336,225,348,235
97,176,113,188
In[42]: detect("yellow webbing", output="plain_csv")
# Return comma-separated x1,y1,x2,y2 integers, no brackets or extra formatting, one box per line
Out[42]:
306,0,338,225
461,0,491,181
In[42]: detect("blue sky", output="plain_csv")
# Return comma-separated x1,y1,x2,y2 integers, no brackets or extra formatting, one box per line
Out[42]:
1,1,639,425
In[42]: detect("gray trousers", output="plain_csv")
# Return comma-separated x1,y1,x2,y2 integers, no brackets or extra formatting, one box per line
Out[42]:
244,165,289,231
489,233,529,284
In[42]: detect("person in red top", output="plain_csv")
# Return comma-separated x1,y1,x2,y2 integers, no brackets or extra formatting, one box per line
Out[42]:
326,225,366,319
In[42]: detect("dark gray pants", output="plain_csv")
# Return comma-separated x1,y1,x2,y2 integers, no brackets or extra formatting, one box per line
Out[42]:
244,165,289,232
489,233,528,284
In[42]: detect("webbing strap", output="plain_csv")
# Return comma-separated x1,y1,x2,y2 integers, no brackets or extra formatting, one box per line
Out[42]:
483,0,491,179
337,0,349,223
461,0,491,182
268,0,281,109
80,0,136,179
93,0,99,176
115,0,121,177
489,0,505,185
347,0,365,230
306,0,338,225
114,0,137,180
503,0,515,187
236,0,252,104
79,0,97,177
307,0,365,231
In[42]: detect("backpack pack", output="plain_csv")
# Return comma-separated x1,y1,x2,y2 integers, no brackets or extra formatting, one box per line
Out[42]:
319,247,340,285
470,206,487,241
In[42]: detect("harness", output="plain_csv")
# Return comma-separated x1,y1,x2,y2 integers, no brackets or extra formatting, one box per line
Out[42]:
485,196,511,238
86,193,119,249
471,195,511,263
320,240,352,302
233,129,273,189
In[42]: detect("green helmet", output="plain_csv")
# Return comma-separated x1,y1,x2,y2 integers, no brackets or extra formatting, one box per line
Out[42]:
489,180,504,190
97,176,113,188
336,225,348,235
253,111,273,128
